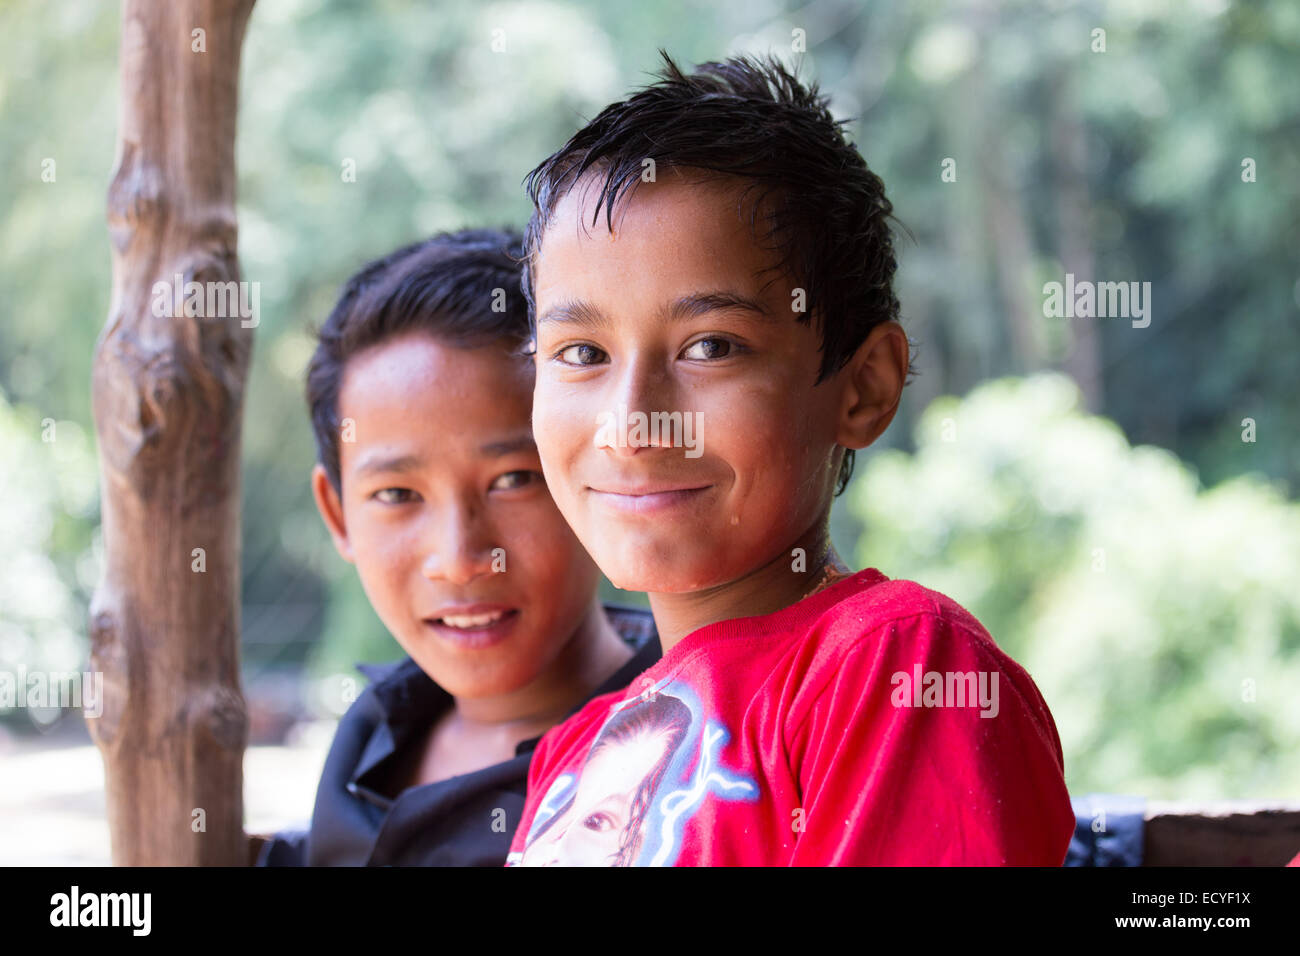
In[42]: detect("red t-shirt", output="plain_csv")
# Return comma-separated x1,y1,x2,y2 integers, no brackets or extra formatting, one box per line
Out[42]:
506,569,1074,866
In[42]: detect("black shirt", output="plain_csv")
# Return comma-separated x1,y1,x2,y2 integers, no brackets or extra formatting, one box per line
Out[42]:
258,606,659,866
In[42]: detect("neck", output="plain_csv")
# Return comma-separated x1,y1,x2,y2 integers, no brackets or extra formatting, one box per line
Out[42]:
451,597,633,737
647,519,853,653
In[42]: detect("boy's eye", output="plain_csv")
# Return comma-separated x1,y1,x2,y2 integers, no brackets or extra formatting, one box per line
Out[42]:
373,487,419,505
555,343,608,366
491,470,543,491
681,337,733,360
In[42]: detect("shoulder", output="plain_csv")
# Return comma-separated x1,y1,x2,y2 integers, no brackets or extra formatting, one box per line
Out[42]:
788,574,1063,757
786,574,1050,724
807,574,1001,666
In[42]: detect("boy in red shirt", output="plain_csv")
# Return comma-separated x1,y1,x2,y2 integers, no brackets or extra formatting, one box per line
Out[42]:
507,54,1075,865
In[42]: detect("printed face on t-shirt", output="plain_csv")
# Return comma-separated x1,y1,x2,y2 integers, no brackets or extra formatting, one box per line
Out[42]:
313,331,602,700
513,683,757,867
519,727,674,866
529,171,847,594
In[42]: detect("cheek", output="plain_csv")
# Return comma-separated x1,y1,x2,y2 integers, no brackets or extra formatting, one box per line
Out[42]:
349,547,415,635
497,502,597,595
533,382,590,487
348,506,429,578
352,511,418,562
704,381,816,480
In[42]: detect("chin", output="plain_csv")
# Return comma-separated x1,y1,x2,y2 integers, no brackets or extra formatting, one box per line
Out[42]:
602,551,729,595
441,670,532,700
405,646,519,698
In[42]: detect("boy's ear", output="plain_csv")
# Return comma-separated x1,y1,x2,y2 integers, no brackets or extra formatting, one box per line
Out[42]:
834,320,909,451
312,464,355,564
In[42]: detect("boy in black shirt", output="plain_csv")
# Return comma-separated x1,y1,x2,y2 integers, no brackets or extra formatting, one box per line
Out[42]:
257,228,659,865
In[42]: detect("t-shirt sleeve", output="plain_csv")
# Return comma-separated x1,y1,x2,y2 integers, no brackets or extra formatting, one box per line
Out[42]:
787,612,1075,865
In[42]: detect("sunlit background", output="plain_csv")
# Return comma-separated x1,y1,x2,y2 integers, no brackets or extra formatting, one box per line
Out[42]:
2,0,1298,863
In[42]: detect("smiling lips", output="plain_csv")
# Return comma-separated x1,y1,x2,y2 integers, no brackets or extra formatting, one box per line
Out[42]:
587,482,712,515
438,609,511,628
423,604,520,649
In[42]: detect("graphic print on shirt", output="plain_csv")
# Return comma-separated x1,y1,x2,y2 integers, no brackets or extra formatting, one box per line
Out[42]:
508,676,758,866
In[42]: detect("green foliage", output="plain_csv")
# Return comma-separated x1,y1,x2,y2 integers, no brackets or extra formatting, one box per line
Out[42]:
849,374,1300,800
0,390,99,727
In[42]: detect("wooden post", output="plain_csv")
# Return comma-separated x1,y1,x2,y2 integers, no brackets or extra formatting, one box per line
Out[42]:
89,0,257,866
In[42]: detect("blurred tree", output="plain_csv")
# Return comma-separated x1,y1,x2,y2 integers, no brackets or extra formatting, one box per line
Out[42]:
0,390,98,731
87,0,255,867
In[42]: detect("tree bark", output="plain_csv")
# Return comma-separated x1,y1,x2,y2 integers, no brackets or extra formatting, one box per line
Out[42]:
89,0,256,866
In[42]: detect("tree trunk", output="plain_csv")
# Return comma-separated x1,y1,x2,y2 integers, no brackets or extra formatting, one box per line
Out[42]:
89,0,257,866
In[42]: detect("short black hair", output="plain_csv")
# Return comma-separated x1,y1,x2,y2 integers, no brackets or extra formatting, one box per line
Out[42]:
520,51,900,496
306,228,527,493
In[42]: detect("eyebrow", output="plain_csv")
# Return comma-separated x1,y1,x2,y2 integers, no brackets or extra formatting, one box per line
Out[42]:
537,298,607,329
354,452,424,477
478,435,537,457
353,437,536,475
664,291,772,322
537,290,772,328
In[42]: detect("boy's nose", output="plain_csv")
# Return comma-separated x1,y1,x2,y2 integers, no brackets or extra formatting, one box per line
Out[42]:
420,507,498,585
598,356,676,458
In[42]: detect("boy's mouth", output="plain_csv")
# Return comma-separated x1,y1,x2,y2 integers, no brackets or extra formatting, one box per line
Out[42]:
422,605,520,646
433,608,514,628
587,482,712,516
